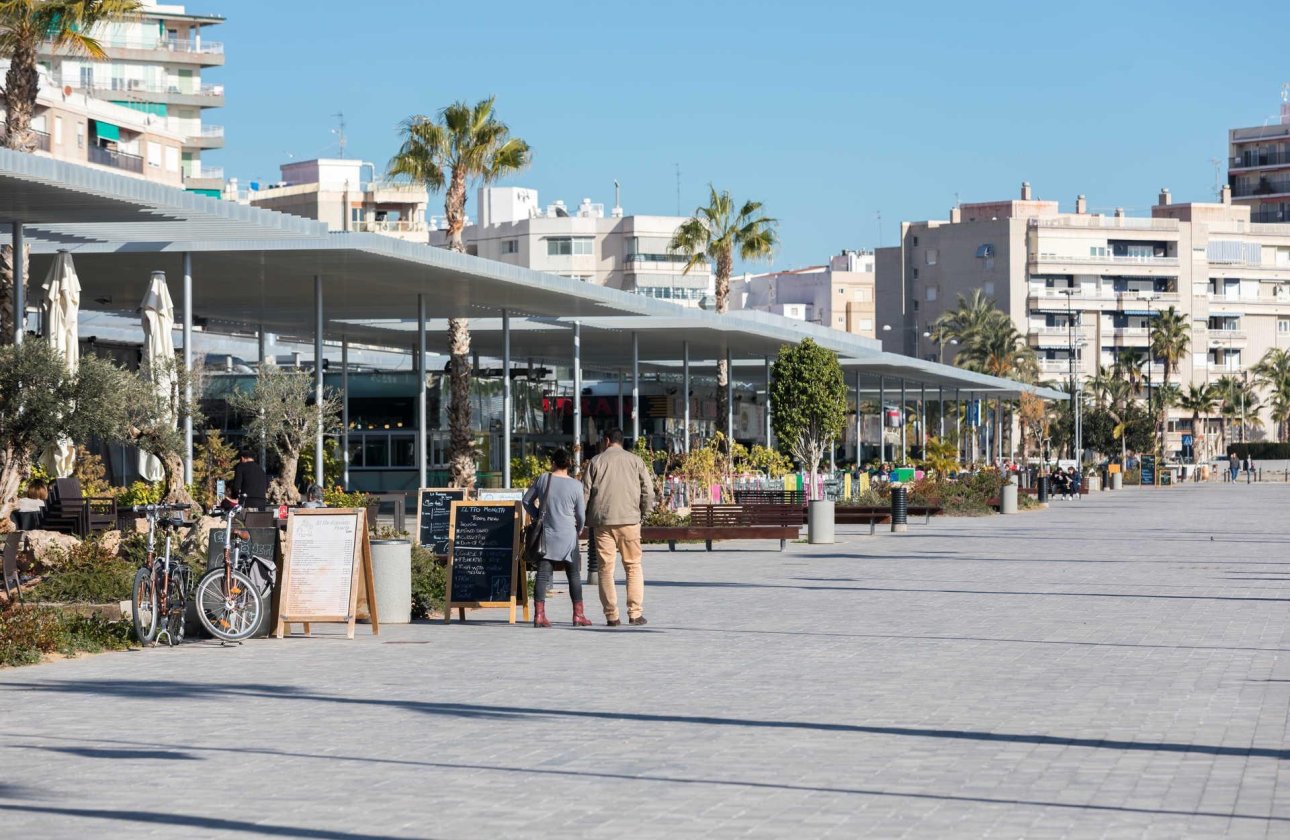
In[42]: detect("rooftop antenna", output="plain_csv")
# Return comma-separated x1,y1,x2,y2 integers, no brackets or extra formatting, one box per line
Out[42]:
612,179,622,217
1282,82,1290,125
331,111,347,158
675,163,681,216
875,210,883,247
1210,158,1223,200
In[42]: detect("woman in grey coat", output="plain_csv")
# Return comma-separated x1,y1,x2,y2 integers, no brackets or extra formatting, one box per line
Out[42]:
522,449,591,628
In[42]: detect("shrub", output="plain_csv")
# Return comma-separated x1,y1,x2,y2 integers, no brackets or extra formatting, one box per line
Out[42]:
28,539,136,603
510,454,544,488
410,545,447,620
1229,443,1290,461
324,487,373,509
644,508,690,527
0,602,133,668
116,480,164,507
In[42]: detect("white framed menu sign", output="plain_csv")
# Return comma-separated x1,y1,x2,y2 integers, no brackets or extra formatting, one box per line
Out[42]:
275,508,378,639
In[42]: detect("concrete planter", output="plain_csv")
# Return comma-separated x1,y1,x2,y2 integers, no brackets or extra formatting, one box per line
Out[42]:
807,500,835,544
1001,476,1019,514
369,539,412,624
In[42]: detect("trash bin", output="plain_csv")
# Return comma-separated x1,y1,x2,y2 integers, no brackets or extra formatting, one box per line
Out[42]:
890,486,909,533
1111,472,1123,490
1001,476,1019,514
1037,476,1049,504
808,500,835,544
369,539,412,624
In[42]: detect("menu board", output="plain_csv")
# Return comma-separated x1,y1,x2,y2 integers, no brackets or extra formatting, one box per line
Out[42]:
275,508,378,639
1141,455,1156,487
445,501,524,624
416,487,466,555
477,488,525,502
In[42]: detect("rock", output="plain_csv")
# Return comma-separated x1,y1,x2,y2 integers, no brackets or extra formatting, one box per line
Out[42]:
20,530,82,571
98,530,123,556
187,515,224,558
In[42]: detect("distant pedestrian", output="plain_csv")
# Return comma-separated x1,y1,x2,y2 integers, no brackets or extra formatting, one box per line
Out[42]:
1243,454,1254,483
1228,451,1240,482
523,449,590,629
583,429,656,627
301,486,326,508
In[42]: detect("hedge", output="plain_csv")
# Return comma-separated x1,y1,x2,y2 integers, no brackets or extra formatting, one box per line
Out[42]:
1227,443,1290,460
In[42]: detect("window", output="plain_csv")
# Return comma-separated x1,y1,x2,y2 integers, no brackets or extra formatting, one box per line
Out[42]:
546,237,593,256
164,146,179,172
75,123,84,150
79,66,94,90
53,116,62,145
912,236,919,246
350,207,362,223
1279,319,1290,334
926,287,937,302
146,141,161,168
926,248,938,266
983,282,995,295
501,239,518,254
912,268,919,279
859,319,873,331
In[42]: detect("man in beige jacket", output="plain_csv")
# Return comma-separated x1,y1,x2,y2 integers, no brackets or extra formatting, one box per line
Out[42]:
582,429,656,626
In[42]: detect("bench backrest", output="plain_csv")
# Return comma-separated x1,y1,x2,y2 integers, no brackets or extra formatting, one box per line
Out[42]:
691,504,803,527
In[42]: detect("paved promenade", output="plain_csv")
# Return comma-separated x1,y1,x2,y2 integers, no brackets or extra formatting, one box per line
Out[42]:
1,482,1288,838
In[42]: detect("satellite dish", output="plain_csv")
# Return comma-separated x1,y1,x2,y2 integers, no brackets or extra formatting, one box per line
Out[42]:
62,85,72,97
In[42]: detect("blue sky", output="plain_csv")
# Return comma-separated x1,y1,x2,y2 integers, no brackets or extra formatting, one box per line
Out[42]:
213,0,1290,270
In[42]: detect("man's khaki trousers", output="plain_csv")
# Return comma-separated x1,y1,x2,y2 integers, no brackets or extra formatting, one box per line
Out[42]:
594,523,643,621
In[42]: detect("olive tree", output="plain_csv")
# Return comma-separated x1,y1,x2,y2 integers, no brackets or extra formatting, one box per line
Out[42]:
0,341,138,521
228,365,341,504
769,339,847,501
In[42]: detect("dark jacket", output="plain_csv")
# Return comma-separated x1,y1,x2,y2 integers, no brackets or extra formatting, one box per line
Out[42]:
230,460,269,507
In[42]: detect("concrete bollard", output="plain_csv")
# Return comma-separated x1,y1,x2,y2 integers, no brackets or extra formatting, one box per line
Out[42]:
808,500,835,544
1111,472,1123,490
1001,476,1019,514
891,486,909,533
369,539,412,624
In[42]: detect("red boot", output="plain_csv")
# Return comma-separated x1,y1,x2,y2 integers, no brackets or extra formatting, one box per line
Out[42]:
533,602,551,628
572,601,592,627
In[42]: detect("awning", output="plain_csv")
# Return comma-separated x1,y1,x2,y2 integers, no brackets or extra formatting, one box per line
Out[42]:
92,120,120,142
1121,309,1155,316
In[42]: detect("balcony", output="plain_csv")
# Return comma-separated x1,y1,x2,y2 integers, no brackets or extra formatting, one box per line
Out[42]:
1038,358,1077,374
1030,252,1179,268
1207,330,1247,344
354,220,428,235
1106,326,1150,340
42,37,224,65
87,145,143,174
183,124,224,149
1029,216,1178,232
1230,150,1290,171
82,81,224,108
1231,177,1290,200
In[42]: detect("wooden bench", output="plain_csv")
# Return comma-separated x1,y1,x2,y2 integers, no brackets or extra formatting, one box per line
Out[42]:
838,504,942,525
833,509,893,535
642,504,801,551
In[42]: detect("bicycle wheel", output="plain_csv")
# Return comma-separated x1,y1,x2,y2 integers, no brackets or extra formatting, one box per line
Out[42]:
131,567,158,645
163,570,187,646
194,568,263,642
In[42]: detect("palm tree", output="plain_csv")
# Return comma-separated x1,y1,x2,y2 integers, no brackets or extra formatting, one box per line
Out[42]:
954,318,1035,460
669,186,778,432
1148,306,1189,457
1113,349,1146,397
1213,374,1261,451
1,1,141,151
933,290,1008,349
1177,383,1216,462
1253,347,1290,441
388,97,530,488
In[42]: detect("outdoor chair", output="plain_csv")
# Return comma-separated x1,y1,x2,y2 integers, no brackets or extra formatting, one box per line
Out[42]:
3,532,22,602
45,478,118,537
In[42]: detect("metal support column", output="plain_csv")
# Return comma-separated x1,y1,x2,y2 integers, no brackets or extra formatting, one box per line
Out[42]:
899,378,907,463
765,356,773,448
682,341,691,453
572,321,582,470
996,396,1004,462
919,382,927,453
725,348,734,443
11,222,24,344
182,253,193,485
854,371,862,463
617,371,624,432
341,337,350,490
313,275,324,490
878,376,886,462
938,385,945,439
502,310,512,487
257,326,268,468
631,331,640,444
417,294,427,489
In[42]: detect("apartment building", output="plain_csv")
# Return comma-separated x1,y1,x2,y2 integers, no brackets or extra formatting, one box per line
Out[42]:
246,159,429,242
3,71,186,187
1228,89,1290,224
36,0,225,193
429,187,715,306
729,250,877,338
877,182,1290,457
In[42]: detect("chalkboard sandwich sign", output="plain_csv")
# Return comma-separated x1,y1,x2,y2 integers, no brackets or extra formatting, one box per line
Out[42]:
275,508,378,640
445,500,527,624
416,487,468,555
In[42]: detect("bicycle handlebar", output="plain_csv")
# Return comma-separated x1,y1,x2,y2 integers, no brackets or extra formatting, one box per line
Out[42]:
132,502,193,514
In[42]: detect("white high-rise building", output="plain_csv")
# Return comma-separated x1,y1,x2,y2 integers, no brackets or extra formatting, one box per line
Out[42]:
35,0,225,194
430,187,715,307
730,250,877,338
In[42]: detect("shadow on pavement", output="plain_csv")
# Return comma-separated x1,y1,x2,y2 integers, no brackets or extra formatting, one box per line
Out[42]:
5,679,1289,761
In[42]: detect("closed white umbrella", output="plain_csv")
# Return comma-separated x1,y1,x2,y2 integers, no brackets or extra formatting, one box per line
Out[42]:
40,251,80,478
138,271,176,483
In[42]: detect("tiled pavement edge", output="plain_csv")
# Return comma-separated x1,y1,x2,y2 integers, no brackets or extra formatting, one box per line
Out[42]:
0,482,1287,839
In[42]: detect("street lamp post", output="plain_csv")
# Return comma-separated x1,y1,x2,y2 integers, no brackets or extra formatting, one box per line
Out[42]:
1140,292,1160,470
1057,289,1081,461
882,323,931,358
